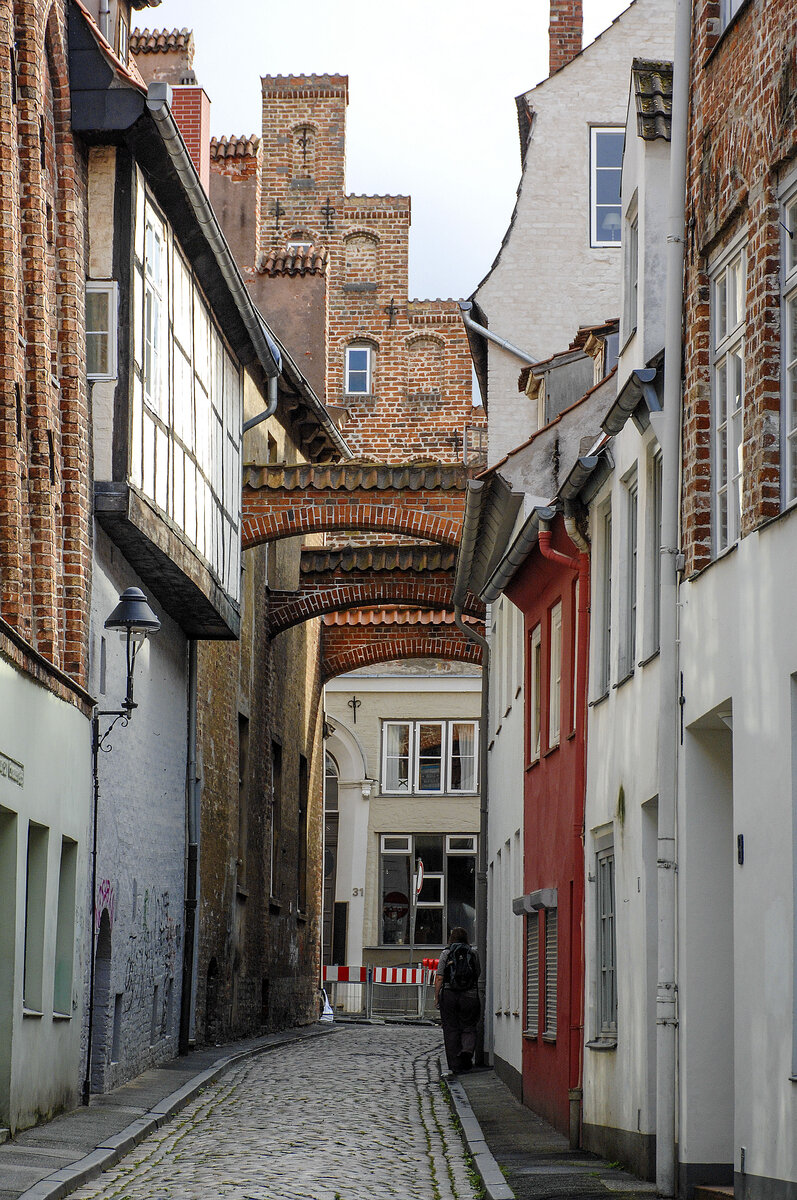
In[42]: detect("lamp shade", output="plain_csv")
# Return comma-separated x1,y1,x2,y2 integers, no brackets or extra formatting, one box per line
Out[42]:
104,587,161,635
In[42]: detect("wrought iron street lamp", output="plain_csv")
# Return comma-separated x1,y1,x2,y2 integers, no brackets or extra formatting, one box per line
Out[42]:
82,588,160,1106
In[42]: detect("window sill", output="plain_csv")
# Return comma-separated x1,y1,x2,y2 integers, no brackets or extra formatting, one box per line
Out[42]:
523,1030,538,1041
586,1037,617,1052
612,669,634,691
589,691,610,709
236,885,249,900
543,742,560,758
541,1032,557,1044
269,897,282,914
52,1011,72,1022
686,538,738,583
566,729,576,741
296,911,307,925
525,757,540,773
618,326,637,357
638,648,660,668
22,1008,43,1019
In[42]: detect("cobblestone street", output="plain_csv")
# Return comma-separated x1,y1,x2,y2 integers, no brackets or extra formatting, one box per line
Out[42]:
68,1026,477,1200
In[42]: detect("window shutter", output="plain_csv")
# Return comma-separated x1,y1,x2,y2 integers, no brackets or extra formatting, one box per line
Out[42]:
544,908,558,1037
525,912,539,1036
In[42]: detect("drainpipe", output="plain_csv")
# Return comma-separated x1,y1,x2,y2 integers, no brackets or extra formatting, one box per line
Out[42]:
243,374,279,434
656,1,691,1194
180,641,199,1055
538,514,590,1149
458,301,539,366
98,0,110,41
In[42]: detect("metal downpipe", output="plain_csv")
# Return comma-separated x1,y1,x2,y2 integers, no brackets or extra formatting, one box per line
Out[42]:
656,0,692,1192
458,301,538,366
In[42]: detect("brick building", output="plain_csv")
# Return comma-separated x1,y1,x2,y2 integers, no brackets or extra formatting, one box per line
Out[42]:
677,1,797,1196
0,0,94,1132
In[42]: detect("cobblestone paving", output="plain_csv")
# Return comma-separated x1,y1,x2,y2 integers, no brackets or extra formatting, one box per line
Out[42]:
70,1025,478,1200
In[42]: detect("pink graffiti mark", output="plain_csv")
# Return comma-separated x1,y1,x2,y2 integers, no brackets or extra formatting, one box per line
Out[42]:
96,878,116,930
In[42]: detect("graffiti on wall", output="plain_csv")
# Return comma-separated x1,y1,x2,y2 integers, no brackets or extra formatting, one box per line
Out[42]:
96,879,116,930
122,888,182,1017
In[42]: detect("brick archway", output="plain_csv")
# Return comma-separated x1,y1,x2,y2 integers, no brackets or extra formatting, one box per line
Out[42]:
241,463,468,551
320,611,483,683
321,633,482,683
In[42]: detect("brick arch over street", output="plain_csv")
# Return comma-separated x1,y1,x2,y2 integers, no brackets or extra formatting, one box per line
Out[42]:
241,463,469,551
267,545,485,635
320,610,483,683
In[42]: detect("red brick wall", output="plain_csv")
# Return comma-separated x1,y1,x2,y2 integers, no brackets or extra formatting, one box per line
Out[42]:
549,0,583,76
0,0,91,694
171,86,211,193
681,0,797,574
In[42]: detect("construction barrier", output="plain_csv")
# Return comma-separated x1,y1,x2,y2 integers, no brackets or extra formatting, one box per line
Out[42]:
322,964,437,1021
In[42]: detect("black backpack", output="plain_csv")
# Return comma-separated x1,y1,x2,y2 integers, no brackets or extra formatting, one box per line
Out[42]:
444,942,479,992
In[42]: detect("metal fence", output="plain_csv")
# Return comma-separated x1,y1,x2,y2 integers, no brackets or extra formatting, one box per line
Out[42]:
323,965,437,1021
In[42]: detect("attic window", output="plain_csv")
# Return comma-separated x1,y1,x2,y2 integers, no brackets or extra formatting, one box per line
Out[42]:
118,15,128,64
590,128,624,248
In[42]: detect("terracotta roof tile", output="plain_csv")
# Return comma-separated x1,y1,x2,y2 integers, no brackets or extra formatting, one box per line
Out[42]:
256,245,328,278
301,546,456,575
322,608,478,628
632,58,673,142
243,463,469,491
130,27,193,55
210,134,261,161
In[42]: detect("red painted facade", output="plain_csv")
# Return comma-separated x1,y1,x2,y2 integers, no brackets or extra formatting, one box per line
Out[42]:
505,515,589,1136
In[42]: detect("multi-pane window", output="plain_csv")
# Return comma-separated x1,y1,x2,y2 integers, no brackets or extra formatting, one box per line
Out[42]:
543,907,558,1039
525,911,539,1037
529,624,542,762
598,507,612,694
597,848,617,1037
623,475,638,675
345,345,373,394
590,128,624,248
711,242,746,552
380,834,476,946
86,282,117,379
548,602,562,748
381,720,478,795
781,190,797,504
131,178,243,603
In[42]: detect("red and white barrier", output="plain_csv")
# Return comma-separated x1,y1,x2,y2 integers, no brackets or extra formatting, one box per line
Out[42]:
322,965,368,983
372,967,433,985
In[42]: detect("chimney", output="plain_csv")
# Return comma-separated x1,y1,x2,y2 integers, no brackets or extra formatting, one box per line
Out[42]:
171,86,211,193
549,0,583,75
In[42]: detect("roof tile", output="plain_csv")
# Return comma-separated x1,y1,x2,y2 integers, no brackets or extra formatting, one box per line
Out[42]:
301,546,456,574
257,245,328,278
130,27,193,55
243,463,469,491
210,134,261,161
632,58,673,142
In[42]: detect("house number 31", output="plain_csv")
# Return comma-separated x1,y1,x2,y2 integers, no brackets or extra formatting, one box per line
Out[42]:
352,887,364,897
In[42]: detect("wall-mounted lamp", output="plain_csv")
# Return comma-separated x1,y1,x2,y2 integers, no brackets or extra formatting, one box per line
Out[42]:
83,587,160,1106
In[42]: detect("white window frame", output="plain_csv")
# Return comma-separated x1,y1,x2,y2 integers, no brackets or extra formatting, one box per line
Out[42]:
529,623,542,763
624,207,639,340
780,178,797,507
345,344,373,395
86,281,118,380
710,235,746,553
648,450,663,656
543,906,558,1040
379,833,477,948
380,720,479,796
622,473,638,676
548,602,562,749
720,0,745,30
143,212,166,417
596,846,617,1039
598,505,612,694
590,127,624,249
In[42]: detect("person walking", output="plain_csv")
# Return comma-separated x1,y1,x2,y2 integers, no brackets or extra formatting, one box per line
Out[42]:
435,926,480,1073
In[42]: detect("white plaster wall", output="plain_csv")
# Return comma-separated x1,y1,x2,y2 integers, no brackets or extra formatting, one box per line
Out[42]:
583,421,661,1155
678,518,797,1189
475,0,675,465
485,597,525,1080
86,529,188,1091
325,674,481,956
0,657,91,1131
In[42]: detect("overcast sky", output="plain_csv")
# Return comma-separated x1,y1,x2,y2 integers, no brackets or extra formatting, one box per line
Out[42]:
145,1,631,300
